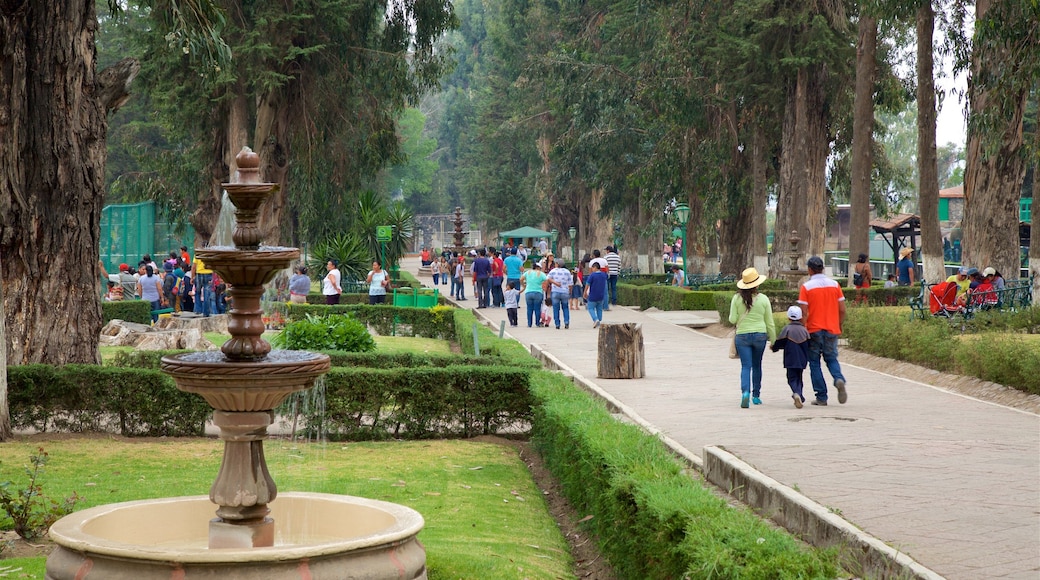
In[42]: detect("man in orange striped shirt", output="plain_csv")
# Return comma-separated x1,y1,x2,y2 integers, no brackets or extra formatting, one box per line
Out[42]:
797,256,848,406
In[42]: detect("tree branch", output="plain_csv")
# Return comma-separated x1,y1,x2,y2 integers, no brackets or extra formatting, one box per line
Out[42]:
97,58,140,114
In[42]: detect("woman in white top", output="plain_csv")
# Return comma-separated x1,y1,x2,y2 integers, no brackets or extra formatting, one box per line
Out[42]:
366,260,390,304
430,257,441,285
322,259,342,305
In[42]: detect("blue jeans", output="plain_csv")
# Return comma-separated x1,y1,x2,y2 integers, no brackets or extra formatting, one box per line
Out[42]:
735,332,767,396
491,276,504,306
808,331,845,402
193,273,214,316
587,298,603,323
608,275,618,305
551,292,570,327
525,292,544,327
476,277,490,307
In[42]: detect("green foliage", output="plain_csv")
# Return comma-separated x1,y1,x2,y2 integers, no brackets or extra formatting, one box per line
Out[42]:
290,365,534,440
286,304,456,340
528,370,839,578
0,449,81,542
6,364,210,436
101,300,152,325
271,314,375,353
307,234,371,283
452,308,533,360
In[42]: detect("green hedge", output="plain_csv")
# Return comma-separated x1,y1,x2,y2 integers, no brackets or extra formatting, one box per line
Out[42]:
101,300,152,325
617,284,729,311
714,286,921,325
286,304,456,339
528,370,838,578
7,364,210,436
289,365,534,440
452,308,537,363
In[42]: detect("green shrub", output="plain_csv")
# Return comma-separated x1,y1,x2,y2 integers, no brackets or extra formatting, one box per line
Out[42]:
6,365,210,436
271,313,375,352
528,370,838,578
101,300,151,325
286,304,456,339
286,365,534,440
0,448,81,541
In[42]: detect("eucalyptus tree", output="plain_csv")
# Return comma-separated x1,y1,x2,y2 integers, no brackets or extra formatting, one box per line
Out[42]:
0,1,227,368
958,0,1039,278
126,0,455,247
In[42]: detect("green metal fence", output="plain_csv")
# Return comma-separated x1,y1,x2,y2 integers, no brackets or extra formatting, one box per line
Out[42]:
100,201,195,272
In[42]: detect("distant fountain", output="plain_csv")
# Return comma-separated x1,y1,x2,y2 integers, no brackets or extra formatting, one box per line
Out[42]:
781,230,809,289
451,206,470,255
46,148,427,579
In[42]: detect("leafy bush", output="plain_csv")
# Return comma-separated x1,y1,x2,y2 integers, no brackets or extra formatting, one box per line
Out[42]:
286,304,455,338
0,448,81,541
7,364,210,436
101,300,151,324
528,370,838,578
271,313,375,352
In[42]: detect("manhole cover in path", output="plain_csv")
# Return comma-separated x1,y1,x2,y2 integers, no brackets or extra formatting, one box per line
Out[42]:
787,416,868,423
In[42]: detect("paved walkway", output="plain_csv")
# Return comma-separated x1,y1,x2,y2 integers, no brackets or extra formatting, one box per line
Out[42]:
411,259,1040,579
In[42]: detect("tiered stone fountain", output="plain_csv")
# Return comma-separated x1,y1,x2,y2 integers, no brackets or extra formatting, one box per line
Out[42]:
46,148,427,579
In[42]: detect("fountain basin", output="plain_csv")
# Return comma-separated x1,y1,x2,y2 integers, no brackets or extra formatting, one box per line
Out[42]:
161,351,331,411
46,492,427,579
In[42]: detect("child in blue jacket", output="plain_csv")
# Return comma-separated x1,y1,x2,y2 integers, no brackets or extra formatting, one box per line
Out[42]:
771,306,810,408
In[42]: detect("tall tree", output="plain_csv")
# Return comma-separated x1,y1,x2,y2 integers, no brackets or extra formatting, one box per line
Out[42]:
917,1,946,284
960,0,1038,277
849,12,878,287
0,2,148,365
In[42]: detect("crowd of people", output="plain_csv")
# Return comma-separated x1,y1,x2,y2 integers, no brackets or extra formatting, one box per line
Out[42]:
429,242,622,330
102,246,227,321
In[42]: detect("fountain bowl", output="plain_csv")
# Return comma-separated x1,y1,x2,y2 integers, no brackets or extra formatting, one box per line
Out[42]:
46,492,427,579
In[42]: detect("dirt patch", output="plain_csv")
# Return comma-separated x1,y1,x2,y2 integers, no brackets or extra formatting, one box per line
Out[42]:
0,530,51,560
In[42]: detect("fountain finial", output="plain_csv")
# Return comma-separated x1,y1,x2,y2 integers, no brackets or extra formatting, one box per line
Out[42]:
234,147,262,185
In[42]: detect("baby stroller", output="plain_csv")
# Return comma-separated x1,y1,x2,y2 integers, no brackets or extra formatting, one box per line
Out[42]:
928,281,966,318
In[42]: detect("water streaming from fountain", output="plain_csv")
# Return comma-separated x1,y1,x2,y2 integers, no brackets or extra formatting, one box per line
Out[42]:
46,147,427,579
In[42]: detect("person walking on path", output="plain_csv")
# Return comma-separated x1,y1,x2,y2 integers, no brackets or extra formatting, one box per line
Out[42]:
798,255,848,406
504,248,523,291
366,260,390,305
322,259,342,305
473,249,491,308
583,262,608,328
491,250,506,307
453,257,467,300
729,268,776,408
605,246,621,307
504,281,520,327
771,305,810,408
521,263,547,327
548,259,573,329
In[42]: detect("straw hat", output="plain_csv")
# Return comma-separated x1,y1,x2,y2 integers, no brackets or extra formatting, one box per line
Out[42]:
736,267,767,289
899,247,913,258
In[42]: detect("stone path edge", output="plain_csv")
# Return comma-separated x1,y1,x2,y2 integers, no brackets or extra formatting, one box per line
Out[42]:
484,317,944,580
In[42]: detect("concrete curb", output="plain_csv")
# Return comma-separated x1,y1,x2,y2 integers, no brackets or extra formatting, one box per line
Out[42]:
472,311,945,580
703,446,945,580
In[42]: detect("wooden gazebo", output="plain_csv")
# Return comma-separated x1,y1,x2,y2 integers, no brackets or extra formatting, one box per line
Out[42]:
870,213,921,266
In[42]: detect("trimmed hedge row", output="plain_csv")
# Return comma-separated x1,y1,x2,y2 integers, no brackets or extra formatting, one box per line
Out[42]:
101,300,152,325
110,348,539,371
291,365,534,440
286,304,456,339
528,370,838,578
452,308,536,362
7,364,210,436
617,283,727,311
713,285,921,324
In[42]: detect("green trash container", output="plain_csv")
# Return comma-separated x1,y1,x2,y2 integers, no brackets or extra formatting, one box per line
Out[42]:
393,287,416,307
415,288,439,309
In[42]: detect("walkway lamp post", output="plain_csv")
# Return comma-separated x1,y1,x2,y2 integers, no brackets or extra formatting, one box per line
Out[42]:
568,226,577,262
551,229,559,256
673,203,691,280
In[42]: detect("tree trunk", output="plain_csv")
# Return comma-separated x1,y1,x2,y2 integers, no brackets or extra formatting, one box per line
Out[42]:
255,86,291,246
917,3,945,285
848,15,876,287
0,253,10,440
962,0,1029,279
750,124,769,275
1029,117,1039,304
597,323,644,379
772,66,829,276
0,1,131,365
578,188,612,258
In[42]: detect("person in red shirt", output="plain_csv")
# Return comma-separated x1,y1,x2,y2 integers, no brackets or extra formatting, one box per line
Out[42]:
797,256,848,406
491,250,506,307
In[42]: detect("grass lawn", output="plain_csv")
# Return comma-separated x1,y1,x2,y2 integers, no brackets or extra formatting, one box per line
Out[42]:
0,437,573,579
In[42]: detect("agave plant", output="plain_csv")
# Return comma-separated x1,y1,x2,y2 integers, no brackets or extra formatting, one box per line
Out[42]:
308,234,371,282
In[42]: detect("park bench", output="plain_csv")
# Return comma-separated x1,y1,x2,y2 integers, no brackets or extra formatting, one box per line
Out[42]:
909,276,1033,321
618,267,639,280
342,278,366,293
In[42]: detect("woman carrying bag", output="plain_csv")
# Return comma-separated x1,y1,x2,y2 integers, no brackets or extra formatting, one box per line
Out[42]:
728,268,776,409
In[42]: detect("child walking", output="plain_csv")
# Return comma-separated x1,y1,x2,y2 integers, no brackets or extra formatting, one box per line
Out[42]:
504,281,520,327
771,305,810,408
